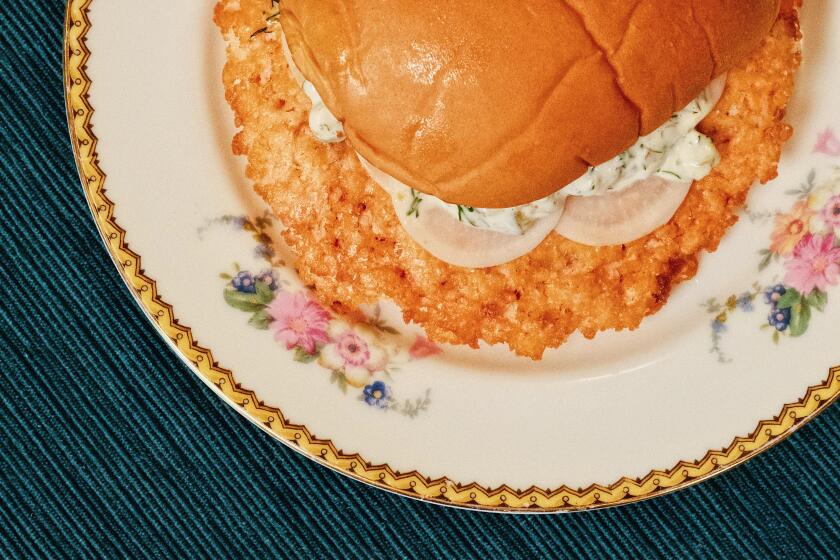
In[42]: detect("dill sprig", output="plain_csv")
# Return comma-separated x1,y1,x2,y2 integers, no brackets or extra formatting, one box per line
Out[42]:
407,190,423,218
251,0,282,38
456,205,475,223
659,170,683,180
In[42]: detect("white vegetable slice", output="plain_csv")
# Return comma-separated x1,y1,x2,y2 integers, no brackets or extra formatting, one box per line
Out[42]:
358,156,561,268
555,177,691,247
281,32,306,86
392,200,561,269
706,73,728,108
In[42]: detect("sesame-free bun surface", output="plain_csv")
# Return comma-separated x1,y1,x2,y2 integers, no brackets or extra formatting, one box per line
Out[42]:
281,0,780,208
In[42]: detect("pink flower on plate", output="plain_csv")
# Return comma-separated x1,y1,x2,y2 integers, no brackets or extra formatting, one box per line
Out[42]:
807,172,840,234
267,291,331,354
409,336,442,360
319,326,388,387
820,194,840,235
814,128,840,157
783,234,840,295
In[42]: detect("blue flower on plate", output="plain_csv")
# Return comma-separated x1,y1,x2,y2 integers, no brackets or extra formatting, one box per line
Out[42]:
256,269,279,291
736,293,754,312
768,306,792,332
764,284,791,332
764,284,787,305
231,271,257,294
363,381,391,408
711,319,727,334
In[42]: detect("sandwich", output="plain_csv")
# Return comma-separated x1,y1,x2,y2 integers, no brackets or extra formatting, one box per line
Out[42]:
215,0,802,358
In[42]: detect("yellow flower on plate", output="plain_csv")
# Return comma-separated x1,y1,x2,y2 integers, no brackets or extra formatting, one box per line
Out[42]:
770,200,813,256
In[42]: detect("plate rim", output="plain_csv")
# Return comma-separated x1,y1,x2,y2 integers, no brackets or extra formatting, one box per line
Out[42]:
64,0,840,513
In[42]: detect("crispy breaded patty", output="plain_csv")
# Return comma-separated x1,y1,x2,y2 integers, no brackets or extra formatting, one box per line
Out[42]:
215,1,801,359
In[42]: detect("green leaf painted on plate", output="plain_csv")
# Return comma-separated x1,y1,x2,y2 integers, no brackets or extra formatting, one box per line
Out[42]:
805,290,828,313
330,370,348,394
255,281,275,305
758,249,774,272
776,288,802,310
248,309,272,330
293,347,318,364
224,288,265,313
788,301,811,337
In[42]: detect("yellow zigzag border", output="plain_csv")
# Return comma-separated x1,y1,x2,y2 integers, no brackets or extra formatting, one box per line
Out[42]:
64,0,840,512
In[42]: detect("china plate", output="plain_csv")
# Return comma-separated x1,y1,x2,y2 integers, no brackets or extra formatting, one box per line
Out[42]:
65,0,839,512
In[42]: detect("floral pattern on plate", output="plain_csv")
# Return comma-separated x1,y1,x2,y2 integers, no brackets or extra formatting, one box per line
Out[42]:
814,128,840,157
205,213,439,417
705,158,840,362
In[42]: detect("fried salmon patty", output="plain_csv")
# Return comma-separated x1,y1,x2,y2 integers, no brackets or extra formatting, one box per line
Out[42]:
215,1,801,359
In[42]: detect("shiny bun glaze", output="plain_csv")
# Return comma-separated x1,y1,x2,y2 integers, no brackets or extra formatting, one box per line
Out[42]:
280,0,780,208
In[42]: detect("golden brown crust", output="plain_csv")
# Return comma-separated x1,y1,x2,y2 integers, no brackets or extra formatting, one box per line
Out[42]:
215,1,800,359
279,0,779,208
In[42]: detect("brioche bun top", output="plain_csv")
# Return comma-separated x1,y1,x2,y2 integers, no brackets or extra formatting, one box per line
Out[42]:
280,0,780,208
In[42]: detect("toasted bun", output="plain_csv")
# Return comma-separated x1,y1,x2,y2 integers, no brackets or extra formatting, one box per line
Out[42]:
281,0,780,208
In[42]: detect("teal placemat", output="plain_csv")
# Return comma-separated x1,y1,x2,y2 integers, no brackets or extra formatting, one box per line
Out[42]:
1,2,838,558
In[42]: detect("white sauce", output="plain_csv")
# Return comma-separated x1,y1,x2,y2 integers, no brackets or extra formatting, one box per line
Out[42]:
302,82,346,143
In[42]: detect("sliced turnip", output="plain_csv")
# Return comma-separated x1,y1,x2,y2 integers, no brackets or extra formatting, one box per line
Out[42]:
706,74,728,108
392,200,561,269
281,32,306,86
358,155,561,268
555,177,691,247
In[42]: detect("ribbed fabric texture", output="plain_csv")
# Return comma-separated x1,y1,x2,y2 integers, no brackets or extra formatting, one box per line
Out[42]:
1,2,838,558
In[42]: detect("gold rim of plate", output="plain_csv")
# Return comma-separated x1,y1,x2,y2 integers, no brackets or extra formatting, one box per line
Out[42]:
63,0,840,512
